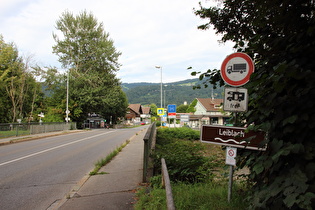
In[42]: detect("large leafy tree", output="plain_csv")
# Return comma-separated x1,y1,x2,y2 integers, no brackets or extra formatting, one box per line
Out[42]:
52,10,127,125
194,1,315,209
0,35,41,123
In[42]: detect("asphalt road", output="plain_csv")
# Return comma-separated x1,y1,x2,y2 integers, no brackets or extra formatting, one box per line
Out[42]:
0,127,146,210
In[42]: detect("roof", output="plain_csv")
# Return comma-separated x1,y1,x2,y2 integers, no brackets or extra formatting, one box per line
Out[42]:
141,106,151,114
196,98,223,112
128,104,142,115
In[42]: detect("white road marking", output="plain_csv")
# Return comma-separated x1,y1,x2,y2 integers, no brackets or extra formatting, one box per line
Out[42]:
0,131,116,167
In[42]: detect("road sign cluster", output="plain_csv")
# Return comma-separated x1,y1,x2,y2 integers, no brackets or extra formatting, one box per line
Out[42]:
201,52,265,167
221,52,254,112
200,52,265,202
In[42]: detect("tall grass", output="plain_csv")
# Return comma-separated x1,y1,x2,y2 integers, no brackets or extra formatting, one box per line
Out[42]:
135,127,249,209
135,181,248,210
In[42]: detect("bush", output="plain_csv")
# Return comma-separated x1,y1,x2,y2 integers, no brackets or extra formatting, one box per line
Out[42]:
157,127,200,145
153,127,219,183
154,140,208,182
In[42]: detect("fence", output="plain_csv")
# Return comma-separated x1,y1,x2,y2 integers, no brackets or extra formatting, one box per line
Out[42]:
142,122,156,182
161,158,176,210
0,122,77,138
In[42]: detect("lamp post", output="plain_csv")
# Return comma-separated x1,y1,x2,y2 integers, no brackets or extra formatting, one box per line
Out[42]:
65,70,70,123
155,66,163,108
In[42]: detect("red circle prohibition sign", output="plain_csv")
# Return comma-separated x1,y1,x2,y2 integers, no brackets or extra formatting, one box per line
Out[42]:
220,52,254,86
228,149,234,157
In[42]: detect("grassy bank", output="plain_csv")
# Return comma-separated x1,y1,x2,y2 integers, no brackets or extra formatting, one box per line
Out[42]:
135,127,249,209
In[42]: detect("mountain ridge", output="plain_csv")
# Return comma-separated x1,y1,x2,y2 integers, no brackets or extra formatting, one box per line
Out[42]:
122,78,223,105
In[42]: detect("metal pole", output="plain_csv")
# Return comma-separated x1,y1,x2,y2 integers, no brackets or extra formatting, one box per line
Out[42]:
228,165,234,202
66,70,69,123
228,111,238,202
160,67,163,108
155,66,162,108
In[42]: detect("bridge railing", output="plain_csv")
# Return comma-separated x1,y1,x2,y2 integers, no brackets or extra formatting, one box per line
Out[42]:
142,122,156,182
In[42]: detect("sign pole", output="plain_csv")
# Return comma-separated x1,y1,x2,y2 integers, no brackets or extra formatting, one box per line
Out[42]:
227,112,238,202
228,164,234,202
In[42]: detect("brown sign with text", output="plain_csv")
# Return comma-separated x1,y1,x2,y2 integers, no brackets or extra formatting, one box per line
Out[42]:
201,125,266,150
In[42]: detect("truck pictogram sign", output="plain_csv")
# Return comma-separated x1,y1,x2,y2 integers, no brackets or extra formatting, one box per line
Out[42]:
227,63,247,74
221,53,254,87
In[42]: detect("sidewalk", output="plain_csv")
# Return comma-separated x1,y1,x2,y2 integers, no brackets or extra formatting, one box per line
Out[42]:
57,127,147,210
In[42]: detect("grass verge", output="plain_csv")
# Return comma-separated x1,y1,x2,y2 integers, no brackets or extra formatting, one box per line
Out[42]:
135,180,248,210
89,139,130,175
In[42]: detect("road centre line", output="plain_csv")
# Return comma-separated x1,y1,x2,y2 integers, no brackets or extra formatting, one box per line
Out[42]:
0,131,117,167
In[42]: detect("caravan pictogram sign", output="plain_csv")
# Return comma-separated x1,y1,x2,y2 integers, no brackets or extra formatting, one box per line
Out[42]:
223,87,248,112
221,52,255,87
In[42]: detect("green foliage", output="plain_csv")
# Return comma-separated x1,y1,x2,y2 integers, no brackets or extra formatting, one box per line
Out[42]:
42,107,64,122
157,127,200,143
135,187,167,210
52,10,127,125
153,128,218,183
150,103,158,116
0,35,43,123
186,98,197,113
176,104,189,113
135,181,248,210
195,1,315,209
154,140,207,182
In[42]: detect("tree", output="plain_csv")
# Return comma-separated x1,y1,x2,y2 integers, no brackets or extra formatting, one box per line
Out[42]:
100,85,128,124
194,1,315,209
186,99,197,113
176,104,189,113
0,35,41,123
52,10,127,125
150,103,158,116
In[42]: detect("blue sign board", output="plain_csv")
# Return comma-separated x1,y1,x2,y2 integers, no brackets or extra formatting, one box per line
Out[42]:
157,108,164,116
167,104,176,113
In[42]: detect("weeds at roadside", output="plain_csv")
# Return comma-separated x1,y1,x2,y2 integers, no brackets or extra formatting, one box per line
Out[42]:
89,140,130,175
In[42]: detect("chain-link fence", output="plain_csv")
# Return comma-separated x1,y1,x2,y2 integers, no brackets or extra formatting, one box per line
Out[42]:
0,122,77,138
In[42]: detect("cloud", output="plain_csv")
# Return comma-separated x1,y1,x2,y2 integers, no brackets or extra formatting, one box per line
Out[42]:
0,0,234,83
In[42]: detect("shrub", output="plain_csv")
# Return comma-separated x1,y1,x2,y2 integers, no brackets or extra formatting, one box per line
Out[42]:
153,127,219,183
157,127,200,144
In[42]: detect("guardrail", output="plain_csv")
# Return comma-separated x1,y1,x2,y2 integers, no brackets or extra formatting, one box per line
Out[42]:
161,158,176,210
0,122,77,138
142,122,156,182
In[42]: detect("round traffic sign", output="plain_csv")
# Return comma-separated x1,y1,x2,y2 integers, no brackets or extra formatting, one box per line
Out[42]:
228,149,235,157
220,52,254,86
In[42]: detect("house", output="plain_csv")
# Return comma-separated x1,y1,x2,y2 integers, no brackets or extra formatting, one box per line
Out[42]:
125,104,151,124
141,106,151,124
194,98,231,125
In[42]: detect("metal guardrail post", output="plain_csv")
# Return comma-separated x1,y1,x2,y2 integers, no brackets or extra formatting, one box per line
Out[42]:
142,122,156,183
143,138,149,183
161,158,175,210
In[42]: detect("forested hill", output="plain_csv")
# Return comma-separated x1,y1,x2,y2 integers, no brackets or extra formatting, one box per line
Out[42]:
122,78,223,105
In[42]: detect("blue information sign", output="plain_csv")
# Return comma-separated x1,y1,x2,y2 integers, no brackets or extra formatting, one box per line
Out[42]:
167,104,176,113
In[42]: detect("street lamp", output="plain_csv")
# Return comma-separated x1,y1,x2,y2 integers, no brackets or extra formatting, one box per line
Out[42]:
155,66,163,108
66,70,70,123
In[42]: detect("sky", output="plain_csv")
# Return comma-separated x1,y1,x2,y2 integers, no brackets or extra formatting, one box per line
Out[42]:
0,0,235,83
